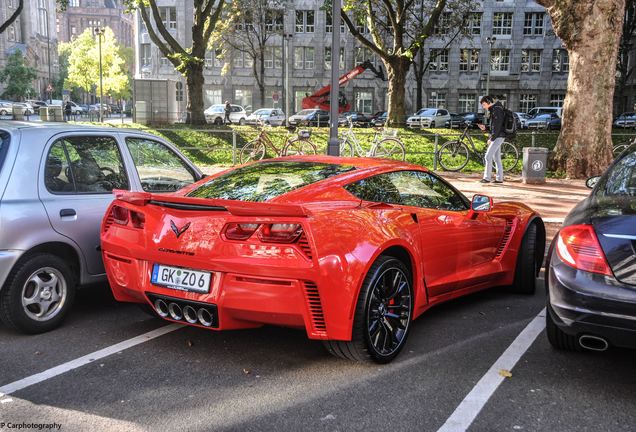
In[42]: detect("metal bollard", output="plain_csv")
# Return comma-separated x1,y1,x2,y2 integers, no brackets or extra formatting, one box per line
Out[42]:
433,134,439,170
531,131,536,147
232,130,237,165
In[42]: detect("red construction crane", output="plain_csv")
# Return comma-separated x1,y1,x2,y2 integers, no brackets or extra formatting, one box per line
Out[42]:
301,60,385,113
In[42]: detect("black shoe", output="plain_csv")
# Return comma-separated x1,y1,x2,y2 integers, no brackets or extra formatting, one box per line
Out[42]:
494,180,504,184
479,179,491,183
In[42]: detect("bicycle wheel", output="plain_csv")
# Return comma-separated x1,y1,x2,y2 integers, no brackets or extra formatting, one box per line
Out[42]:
501,142,520,172
282,139,317,156
372,138,406,161
339,138,354,157
613,143,630,157
239,140,266,164
438,140,469,171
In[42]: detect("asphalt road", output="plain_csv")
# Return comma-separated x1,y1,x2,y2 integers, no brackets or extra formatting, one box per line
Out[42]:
1,278,635,432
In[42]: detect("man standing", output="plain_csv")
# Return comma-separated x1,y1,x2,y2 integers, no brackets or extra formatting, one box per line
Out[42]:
64,101,73,122
477,95,505,183
224,100,232,125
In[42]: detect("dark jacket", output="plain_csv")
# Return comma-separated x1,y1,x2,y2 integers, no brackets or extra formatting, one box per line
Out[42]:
487,101,506,140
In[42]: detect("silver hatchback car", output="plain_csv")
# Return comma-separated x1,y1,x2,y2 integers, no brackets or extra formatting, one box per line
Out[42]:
0,122,203,333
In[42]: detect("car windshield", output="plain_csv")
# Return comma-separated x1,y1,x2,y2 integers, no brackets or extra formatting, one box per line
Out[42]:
253,110,271,116
0,130,10,174
187,161,356,202
416,109,436,116
295,110,315,116
534,114,552,120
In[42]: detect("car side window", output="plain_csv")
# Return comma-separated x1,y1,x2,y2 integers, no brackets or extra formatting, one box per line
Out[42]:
126,137,197,192
47,136,129,194
344,171,469,210
597,150,636,197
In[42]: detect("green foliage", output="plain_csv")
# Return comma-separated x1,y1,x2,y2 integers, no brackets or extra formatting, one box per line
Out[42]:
0,51,37,100
64,27,130,100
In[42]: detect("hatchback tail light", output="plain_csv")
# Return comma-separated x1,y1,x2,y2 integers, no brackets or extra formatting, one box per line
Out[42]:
112,205,129,225
258,223,303,243
556,224,613,276
224,223,260,240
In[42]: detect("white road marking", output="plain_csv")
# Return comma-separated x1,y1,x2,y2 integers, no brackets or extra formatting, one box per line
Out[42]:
437,308,546,432
0,323,183,396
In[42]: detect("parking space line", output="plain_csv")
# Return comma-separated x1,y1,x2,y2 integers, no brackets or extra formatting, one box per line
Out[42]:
0,323,183,396
437,308,546,432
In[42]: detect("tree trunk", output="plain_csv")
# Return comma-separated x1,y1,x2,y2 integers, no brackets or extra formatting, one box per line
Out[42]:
415,51,424,110
260,54,266,108
185,63,206,125
539,0,625,178
386,58,409,127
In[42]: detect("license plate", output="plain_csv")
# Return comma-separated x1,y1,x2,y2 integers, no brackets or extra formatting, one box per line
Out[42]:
151,264,212,293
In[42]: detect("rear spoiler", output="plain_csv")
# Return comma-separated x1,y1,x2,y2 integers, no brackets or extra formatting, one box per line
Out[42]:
112,190,310,217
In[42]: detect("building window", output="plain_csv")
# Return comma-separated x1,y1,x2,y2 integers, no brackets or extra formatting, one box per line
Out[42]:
492,12,513,36
355,91,373,114
140,44,151,67
70,26,77,36
430,92,446,108
490,49,510,72
325,11,345,33
160,55,170,67
37,0,48,36
524,12,544,35
429,49,449,72
552,49,569,72
69,0,79,6
235,89,252,109
265,10,283,32
354,47,376,68
519,94,537,112
87,19,102,27
325,47,345,70
458,94,476,113
294,47,314,69
467,13,481,35
233,49,253,69
295,10,315,33
521,49,542,73
205,89,222,106
433,12,451,36
550,94,565,107
159,7,177,30
460,49,480,72
176,82,184,102
265,47,282,68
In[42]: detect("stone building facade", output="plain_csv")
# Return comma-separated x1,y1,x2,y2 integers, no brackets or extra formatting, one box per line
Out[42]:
0,0,59,101
134,0,576,116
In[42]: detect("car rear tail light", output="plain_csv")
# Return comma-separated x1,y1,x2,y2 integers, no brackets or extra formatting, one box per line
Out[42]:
556,224,613,276
258,223,303,243
112,205,129,225
224,223,260,240
130,211,145,228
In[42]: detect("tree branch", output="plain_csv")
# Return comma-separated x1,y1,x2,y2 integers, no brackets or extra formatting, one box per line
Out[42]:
203,0,225,45
407,0,447,53
148,0,187,55
0,0,23,34
341,10,389,60
138,5,176,60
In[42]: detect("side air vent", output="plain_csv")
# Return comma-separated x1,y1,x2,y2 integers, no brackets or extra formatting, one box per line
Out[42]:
495,219,515,258
103,212,114,233
297,232,314,260
149,200,227,211
303,282,326,334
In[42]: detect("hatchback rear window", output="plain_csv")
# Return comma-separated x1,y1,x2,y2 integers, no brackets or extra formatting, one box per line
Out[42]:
187,161,355,202
0,130,9,173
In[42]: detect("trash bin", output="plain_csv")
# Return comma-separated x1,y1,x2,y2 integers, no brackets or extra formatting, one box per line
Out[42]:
39,106,49,121
522,147,549,184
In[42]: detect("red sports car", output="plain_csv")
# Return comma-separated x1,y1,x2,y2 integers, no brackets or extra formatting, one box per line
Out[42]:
101,156,545,363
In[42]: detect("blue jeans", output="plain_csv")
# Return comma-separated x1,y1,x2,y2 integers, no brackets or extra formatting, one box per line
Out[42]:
483,137,504,181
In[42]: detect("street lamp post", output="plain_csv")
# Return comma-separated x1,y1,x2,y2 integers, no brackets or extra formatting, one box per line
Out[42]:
282,33,292,127
94,27,105,122
327,0,341,156
485,36,497,96
42,7,52,104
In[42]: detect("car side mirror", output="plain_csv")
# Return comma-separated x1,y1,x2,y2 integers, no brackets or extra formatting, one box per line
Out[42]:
469,194,493,218
586,176,601,189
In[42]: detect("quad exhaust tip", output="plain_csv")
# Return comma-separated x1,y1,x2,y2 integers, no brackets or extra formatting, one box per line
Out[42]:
578,335,609,352
197,308,214,327
168,302,183,321
154,299,169,318
183,305,198,324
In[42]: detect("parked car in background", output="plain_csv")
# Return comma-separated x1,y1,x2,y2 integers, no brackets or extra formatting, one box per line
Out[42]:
546,142,636,353
407,108,451,128
12,102,35,116
26,100,48,109
101,155,544,363
89,103,112,115
0,122,203,334
613,112,636,128
0,101,13,116
371,112,388,127
109,104,122,114
245,108,286,126
445,113,465,129
338,111,372,127
515,112,530,129
527,106,563,119
204,104,247,125
526,113,561,130
288,109,330,127
461,112,485,129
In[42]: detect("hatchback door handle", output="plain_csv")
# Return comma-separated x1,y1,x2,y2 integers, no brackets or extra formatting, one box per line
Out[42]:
60,208,76,217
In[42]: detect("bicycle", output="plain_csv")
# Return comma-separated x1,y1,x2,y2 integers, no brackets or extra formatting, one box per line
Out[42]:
437,123,519,172
613,137,635,156
338,117,406,161
239,121,317,164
